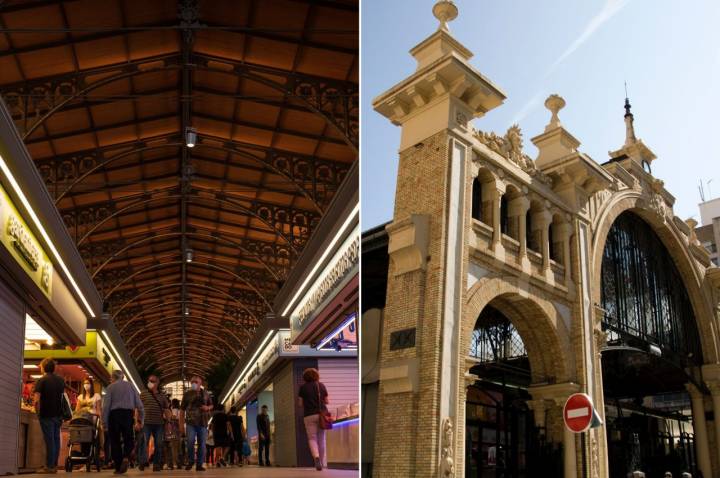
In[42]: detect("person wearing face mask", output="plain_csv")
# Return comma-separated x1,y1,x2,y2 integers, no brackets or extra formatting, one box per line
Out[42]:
137,375,170,471
179,376,213,471
73,377,103,458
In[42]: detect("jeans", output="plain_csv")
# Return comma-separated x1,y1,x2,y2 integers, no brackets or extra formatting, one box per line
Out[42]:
303,414,327,467
258,437,270,465
108,409,134,471
138,423,164,466
39,416,62,468
186,425,207,466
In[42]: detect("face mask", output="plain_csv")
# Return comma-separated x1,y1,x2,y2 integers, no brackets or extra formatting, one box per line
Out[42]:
84,384,91,391
147,382,155,389
191,383,199,391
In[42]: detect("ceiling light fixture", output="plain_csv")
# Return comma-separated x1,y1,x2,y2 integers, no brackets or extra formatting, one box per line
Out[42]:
185,249,193,263
185,127,197,148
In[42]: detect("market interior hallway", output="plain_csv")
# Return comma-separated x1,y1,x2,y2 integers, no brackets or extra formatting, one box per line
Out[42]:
20,467,358,478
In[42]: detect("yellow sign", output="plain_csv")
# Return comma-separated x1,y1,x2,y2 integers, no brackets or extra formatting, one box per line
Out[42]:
0,183,52,298
25,331,98,360
24,331,120,377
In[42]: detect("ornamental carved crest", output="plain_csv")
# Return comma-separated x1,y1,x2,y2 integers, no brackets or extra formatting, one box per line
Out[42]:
440,417,455,477
474,125,553,187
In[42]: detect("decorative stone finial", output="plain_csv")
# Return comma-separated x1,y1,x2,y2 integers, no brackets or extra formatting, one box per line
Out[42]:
433,0,458,32
544,94,565,132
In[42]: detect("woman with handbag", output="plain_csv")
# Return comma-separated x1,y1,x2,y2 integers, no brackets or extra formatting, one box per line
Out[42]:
297,367,331,471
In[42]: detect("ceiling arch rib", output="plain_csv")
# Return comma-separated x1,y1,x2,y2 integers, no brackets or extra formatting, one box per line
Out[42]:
109,282,263,324
116,299,258,335
103,260,273,308
1,49,358,150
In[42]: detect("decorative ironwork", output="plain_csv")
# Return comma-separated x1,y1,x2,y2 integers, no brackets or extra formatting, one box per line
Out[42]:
389,328,416,350
470,305,527,362
0,52,358,150
600,211,702,364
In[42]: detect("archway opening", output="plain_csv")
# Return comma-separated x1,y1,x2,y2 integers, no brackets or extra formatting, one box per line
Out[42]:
600,211,702,477
465,302,562,478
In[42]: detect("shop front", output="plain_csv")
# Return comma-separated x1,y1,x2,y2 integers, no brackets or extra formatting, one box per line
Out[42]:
221,324,358,469
18,318,141,472
273,161,360,469
0,100,102,474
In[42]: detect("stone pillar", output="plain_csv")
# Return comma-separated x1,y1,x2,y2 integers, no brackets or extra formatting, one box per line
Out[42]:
491,186,505,250
509,195,530,259
563,426,578,478
687,383,712,478
528,382,580,477
708,382,720,474
531,209,552,271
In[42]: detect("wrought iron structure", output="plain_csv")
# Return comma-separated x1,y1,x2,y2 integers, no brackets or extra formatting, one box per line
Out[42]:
470,305,527,363
0,0,358,380
600,211,702,365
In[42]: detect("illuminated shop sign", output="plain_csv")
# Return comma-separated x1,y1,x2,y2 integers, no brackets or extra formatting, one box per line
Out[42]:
293,230,359,326
223,328,358,405
0,183,52,297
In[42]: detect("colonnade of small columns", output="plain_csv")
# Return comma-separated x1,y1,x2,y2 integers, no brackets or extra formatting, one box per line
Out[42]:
471,167,572,282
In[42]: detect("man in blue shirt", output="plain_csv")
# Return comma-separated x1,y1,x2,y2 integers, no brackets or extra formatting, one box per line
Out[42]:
102,370,143,475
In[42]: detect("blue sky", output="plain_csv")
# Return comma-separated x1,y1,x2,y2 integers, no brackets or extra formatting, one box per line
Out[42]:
361,0,720,229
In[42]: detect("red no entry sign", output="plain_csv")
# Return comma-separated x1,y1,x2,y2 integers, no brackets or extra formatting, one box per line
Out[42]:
564,393,593,433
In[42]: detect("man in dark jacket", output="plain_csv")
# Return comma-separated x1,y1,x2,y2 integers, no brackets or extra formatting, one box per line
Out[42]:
256,405,271,467
33,358,66,474
227,407,244,466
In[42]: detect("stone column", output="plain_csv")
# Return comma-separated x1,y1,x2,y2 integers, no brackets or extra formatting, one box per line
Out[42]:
532,209,552,271
528,382,580,478
491,185,505,250
687,382,712,477
509,195,530,261
708,382,720,473
563,426,578,478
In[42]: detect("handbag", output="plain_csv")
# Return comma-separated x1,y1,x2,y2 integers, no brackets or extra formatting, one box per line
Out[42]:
61,392,72,421
242,440,251,457
316,382,333,430
149,390,173,422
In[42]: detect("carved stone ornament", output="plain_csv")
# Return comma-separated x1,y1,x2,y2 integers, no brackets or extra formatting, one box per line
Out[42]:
440,417,455,477
455,111,469,129
594,328,608,352
590,432,600,478
474,125,553,187
648,193,667,222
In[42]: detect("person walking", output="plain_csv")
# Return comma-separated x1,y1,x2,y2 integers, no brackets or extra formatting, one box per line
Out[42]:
138,375,169,471
227,407,244,467
298,368,329,471
256,404,271,467
33,358,66,474
163,399,182,470
211,404,230,466
102,370,144,475
73,377,103,458
179,375,213,471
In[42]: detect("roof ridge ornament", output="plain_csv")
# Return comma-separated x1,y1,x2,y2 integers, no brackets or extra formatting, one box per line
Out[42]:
432,0,459,32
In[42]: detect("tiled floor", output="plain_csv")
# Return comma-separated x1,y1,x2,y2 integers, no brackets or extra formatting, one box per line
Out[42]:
22,466,358,477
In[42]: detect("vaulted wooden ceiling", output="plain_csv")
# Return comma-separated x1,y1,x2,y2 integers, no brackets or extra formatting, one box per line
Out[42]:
0,0,358,381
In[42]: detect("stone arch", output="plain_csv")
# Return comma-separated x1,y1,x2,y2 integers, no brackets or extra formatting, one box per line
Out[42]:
591,191,719,364
462,275,574,384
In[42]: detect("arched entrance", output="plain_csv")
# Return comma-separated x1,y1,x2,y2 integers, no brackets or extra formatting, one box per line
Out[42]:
463,288,572,478
599,211,703,477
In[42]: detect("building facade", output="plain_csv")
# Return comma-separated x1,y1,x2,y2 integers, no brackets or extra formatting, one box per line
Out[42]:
365,2,720,477
696,198,720,267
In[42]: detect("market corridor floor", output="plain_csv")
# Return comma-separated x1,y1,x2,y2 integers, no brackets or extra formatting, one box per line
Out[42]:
21,467,358,477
